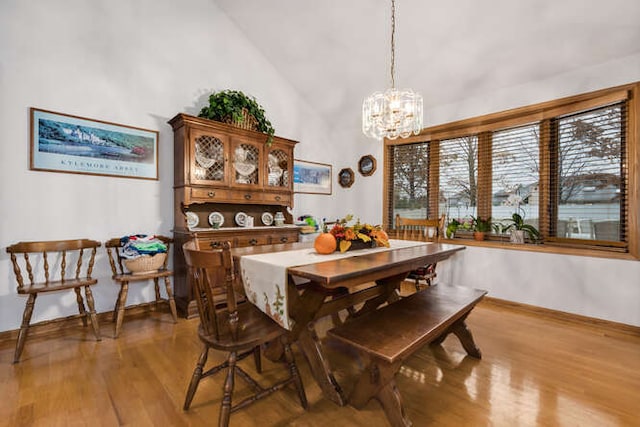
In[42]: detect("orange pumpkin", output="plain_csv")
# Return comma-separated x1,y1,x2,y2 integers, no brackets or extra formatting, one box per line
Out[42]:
314,232,337,254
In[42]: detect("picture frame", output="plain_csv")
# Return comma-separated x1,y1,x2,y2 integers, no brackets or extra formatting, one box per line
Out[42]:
30,108,159,180
358,154,377,176
338,168,355,188
293,159,332,194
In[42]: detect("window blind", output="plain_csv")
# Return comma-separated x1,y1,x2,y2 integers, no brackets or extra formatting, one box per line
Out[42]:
548,102,627,247
438,136,478,222
386,142,430,227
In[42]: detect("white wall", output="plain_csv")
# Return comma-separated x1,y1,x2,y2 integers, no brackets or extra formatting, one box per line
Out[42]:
0,0,331,332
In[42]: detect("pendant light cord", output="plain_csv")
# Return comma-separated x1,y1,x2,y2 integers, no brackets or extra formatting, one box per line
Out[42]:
390,0,396,89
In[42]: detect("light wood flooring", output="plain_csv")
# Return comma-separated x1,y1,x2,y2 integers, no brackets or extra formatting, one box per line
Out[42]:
1,296,639,426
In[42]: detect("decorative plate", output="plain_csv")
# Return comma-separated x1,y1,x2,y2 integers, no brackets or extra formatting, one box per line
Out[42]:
185,212,199,229
261,212,274,226
208,212,224,227
235,211,248,227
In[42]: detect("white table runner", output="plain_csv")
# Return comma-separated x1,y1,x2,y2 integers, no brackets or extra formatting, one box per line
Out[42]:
239,239,428,330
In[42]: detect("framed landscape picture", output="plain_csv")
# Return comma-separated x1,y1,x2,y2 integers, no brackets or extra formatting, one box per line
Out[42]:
30,108,159,180
293,159,332,194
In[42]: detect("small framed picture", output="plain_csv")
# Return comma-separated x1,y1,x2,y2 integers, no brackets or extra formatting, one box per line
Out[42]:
30,108,159,180
358,154,377,176
293,159,332,194
338,168,355,188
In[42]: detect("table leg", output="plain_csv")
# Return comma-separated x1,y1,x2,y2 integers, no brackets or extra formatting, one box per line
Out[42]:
288,279,347,406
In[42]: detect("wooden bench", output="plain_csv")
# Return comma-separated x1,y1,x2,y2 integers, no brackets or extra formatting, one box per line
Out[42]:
327,284,487,427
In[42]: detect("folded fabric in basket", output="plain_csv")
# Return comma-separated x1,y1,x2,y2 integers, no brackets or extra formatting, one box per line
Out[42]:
120,234,167,259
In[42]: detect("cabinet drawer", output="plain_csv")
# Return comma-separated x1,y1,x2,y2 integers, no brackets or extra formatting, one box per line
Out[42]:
270,232,297,244
262,192,290,205
235,235,270,247
189,187,228,201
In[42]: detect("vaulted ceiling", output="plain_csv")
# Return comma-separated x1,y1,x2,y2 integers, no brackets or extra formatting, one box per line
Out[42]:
214,0,640,131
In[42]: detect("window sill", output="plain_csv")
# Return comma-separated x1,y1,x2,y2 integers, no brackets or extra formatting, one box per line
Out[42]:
442,237,638,261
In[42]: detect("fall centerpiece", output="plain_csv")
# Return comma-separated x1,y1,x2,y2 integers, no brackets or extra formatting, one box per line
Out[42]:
314,214,390,253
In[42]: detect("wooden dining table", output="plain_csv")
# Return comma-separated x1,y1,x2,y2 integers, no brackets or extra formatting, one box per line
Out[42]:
231,240,465,406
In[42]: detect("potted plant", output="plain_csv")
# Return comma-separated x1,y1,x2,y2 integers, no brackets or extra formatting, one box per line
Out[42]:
503,212,540,244
446,218,461,239
198,90,275,145
471,216,492,241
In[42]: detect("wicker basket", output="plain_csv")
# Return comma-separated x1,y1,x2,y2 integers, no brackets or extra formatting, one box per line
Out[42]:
124,253,166,275
225,108,259,131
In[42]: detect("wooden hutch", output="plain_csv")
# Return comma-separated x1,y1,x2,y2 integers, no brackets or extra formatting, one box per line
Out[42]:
169,113,299,317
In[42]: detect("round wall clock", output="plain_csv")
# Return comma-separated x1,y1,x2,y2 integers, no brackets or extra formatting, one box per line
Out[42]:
358,155,377,176
338,168,355,188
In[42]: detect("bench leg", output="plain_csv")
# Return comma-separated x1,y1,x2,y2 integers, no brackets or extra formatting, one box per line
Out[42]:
450,318,481,359
349,357,409,427
432,312,482,359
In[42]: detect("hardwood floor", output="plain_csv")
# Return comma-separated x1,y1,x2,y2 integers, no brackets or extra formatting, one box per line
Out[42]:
1,298,638,426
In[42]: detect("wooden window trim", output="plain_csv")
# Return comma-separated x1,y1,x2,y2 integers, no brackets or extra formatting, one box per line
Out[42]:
384,82,640,260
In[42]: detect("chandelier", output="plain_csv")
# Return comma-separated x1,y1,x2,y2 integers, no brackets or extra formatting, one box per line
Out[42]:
362,0,423,140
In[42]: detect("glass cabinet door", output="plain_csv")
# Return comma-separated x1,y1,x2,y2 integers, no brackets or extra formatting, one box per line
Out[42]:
266,146,291,189
191,130,227,185
231,139,262,186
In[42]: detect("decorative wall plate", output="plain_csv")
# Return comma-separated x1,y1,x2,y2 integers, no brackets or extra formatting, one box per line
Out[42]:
338,168,355,188
185,212,199,229
208,212,224,227
235,212,248,227
358,154,377,176
261,212,274,226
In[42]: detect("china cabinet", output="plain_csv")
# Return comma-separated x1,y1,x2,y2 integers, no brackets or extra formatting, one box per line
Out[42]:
169,113,299,317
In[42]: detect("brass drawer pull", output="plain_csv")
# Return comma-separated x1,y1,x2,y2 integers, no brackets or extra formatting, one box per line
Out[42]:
280,236,288,243
210,241,222,249
249,239,258,245
275,195,281,201
207,191,215,198
244,194,252,200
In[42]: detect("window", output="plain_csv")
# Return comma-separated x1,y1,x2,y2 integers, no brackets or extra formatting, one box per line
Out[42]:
491,124,540,231
383,82,639,258
386,142,430,226
439,136,478,220
551,104,626,243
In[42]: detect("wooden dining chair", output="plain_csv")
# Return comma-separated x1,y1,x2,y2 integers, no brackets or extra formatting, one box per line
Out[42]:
395,214,446,290
104,235,178,338
6,239,102,363
182,240,307,426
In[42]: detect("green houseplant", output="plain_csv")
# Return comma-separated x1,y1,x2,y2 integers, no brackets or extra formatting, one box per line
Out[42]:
445,218,461,238
503,212,540,243
198,90,275,145
471,216,492,241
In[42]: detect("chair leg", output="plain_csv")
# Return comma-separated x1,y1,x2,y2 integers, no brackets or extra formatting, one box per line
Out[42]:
153,278,161,312
114,282,129,338
253,346,262,373
84,286,101,341
113,286,124,323
163,276,178,323
14,293,37,363
74,288,88,326
184,344,210,410
283,340,308,409
219,351,237,427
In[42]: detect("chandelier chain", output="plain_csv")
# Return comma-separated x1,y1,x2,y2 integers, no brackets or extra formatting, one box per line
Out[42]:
390,0,396,89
